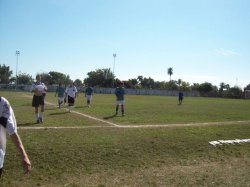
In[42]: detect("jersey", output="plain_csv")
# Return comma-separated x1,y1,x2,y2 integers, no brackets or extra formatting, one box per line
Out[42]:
115,87,125,101
85,87,93,96
30,81,47,94
65,86,77,98
0,97,17,168
56,86,65,97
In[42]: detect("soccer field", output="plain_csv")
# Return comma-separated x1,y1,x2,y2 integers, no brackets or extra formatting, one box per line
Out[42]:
1,91,250,186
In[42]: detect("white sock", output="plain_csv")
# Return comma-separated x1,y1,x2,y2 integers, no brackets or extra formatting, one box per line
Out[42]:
39,112,43,119
36,113,39,120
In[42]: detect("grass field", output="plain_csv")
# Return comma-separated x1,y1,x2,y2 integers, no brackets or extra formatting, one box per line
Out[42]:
0,91,250,187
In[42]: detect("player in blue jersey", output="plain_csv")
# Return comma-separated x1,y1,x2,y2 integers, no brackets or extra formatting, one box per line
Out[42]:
115,81,125,116
178,91,184,105
85,85,93,107
55,83,65,109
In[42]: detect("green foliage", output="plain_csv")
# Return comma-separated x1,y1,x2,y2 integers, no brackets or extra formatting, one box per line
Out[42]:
0,64,13,84
167,67,173,81
17,72,33,84
84,68,114,87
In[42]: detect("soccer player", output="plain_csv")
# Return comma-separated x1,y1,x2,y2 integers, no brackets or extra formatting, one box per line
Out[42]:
85,85,93,107
55,83,65,109
0,96,31,178
178,91,184,105
115,81,125,116
30,74,47,124
65,81,78,112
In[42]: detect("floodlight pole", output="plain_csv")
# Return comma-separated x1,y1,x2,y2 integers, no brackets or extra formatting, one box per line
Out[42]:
15,51,20,90
113,53,117,88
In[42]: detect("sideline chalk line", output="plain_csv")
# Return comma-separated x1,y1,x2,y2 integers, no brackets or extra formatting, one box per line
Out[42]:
19,94,250,130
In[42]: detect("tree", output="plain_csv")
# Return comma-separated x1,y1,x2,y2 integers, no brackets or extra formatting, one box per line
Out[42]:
165,80,178,90
244,83,250,90
18,73,33,85
167,67,173,81
49,71,67,85
0,64,13,84
74,79,82,87
84,68,114,87
197,82,214,93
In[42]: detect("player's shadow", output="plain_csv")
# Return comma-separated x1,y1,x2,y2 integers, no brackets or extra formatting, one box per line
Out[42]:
103,114,117,120
18,122,38,126
49,111,69,116
74,106,84,109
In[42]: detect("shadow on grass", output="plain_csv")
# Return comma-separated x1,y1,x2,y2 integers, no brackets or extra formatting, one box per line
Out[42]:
74,106,84,109
49,111,69,116
103,114,117,120
18,122,38,126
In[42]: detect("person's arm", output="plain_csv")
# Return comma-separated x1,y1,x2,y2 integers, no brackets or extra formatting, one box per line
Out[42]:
10,133,31,174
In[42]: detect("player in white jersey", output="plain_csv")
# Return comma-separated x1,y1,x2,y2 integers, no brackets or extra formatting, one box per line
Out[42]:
30,74,47,124
0,96,31,177
65,81,78,112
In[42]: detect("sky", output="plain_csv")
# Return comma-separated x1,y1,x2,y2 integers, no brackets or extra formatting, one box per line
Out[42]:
0,0,250,88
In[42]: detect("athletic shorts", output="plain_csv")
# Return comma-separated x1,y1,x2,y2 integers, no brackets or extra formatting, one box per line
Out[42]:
58,97,64,104
116,100,124,105
68,96,75,106
32,95,45,107
86,95,92,101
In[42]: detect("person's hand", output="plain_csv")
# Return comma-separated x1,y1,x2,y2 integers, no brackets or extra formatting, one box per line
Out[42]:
22,156,31,174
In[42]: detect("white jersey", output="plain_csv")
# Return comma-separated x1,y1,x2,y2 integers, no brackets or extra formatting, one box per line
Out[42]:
65,86,77,98
30,81,47,94
0,97,17,168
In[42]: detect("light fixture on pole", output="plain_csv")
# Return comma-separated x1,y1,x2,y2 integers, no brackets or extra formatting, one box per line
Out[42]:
15,51,20,90
113,53,117,88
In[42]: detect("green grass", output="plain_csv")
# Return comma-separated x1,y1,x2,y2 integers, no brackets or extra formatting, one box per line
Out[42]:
0,91,250,186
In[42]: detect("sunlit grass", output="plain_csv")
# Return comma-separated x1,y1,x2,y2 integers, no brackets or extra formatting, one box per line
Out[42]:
0,90,249,186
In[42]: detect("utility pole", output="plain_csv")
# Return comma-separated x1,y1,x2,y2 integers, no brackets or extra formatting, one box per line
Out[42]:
15,51,20,90
113,53,117,88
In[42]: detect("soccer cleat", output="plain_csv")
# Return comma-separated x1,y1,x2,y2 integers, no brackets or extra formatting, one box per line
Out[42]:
36,120,40,124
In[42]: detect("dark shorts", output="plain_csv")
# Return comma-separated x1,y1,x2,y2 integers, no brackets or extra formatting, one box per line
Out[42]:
32,95,45,107
68,96,75,106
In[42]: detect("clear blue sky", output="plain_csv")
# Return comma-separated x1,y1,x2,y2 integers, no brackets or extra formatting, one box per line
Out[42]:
1,0,249,88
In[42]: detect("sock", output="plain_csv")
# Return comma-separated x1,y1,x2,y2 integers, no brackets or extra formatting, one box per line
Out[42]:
36,113,39,120
121,105,124,114
39,112,43,119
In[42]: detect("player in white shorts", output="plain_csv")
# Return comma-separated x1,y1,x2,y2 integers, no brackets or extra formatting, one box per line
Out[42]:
65,81,78,112
30,74,47,124
0,96,31,177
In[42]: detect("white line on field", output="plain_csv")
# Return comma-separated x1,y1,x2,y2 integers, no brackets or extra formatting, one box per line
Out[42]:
19,94,250,130
18,120,250,130
23,94,120,127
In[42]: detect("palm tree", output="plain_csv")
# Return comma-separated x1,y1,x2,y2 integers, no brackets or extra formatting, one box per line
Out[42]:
167,67,173,81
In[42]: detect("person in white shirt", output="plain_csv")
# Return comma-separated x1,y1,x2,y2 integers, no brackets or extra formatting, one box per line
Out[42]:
0,96,31,177
30,74,47,124
65,81,77,112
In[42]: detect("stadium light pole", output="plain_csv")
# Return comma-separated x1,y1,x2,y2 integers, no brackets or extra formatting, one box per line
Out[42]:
15,51,20,90
113,53,117,88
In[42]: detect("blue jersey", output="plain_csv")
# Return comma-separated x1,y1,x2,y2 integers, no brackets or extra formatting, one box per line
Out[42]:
115,87,125,101
56,86,65,97
85,87,93,95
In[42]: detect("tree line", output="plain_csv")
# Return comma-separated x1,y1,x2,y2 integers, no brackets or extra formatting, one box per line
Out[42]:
1,64,249,98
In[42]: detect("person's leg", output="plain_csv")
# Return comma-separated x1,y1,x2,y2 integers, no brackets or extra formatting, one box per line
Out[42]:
0,167,3,178
35,107,39,123
115,105,119,115
39,105,44,123
0,148,4,178
121,104,125,116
